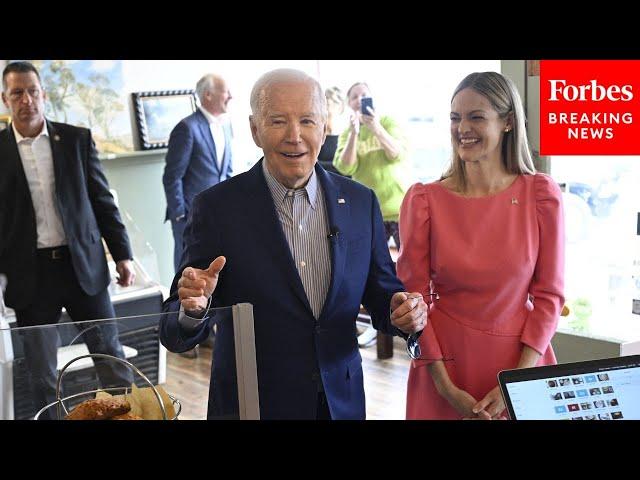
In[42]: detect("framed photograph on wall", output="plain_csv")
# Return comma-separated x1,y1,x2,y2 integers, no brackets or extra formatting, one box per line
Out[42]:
0,114,10,132
132,90,197,150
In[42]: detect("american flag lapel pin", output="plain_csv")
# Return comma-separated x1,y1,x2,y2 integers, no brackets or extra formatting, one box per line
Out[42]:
338,198,345,204
53,134,60,142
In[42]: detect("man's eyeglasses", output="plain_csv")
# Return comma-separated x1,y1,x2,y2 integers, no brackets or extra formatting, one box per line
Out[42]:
406,292,439,360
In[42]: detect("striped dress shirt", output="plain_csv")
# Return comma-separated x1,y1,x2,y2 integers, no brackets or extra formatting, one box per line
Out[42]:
261,161,331,319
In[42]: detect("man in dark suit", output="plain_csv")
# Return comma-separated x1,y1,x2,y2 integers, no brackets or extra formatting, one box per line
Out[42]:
160,69,428,419
163,73,233,272
0,61,135,417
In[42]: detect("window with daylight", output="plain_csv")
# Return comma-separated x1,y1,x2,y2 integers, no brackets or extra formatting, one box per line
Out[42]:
551,156,640,341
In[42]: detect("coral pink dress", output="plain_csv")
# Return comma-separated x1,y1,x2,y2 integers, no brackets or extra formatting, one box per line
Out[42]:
397,174,565,419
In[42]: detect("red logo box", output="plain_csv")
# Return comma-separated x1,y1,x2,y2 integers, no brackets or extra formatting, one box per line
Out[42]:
540,60,640,155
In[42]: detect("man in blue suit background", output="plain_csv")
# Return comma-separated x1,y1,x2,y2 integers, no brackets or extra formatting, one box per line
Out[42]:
160,69,427,419
163,73,233,272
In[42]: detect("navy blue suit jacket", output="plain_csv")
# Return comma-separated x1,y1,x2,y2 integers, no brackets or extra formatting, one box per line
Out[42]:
162,109,233,221
0,121,132,311
160,160,405,419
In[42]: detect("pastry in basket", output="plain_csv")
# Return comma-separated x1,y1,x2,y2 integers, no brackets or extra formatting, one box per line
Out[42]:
131,383,176,420
110,411,143,420
65,397,131,420
90,385,177,420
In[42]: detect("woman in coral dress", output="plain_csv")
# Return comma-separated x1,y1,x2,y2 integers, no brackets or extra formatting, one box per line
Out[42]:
397,72,565,420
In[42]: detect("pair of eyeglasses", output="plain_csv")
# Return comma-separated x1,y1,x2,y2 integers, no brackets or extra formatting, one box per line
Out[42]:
406,292,439,360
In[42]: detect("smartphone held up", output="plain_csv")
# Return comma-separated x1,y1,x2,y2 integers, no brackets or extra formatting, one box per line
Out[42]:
361,97,373,116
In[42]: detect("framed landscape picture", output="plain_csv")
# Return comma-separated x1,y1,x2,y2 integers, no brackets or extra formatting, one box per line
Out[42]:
132,90,197,150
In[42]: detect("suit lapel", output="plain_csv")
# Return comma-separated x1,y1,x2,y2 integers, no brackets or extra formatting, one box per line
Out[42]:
317,166,349,321
245,161,313,316
196,110,220,174
47,121,66,190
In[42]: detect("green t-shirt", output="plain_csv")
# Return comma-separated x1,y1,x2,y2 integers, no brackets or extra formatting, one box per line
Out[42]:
333,115,410,221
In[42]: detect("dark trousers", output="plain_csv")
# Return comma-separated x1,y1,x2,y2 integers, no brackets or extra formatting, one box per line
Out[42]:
15,247,133,419
170,217,187,272
383,221,400,249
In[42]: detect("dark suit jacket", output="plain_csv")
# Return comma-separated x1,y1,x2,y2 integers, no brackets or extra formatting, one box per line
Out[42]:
0,120,132,312
162,109,233,222
160,160,405,419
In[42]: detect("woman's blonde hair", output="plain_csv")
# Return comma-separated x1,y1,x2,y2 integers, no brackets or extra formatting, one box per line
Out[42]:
346,82,369,99
443,72,535,190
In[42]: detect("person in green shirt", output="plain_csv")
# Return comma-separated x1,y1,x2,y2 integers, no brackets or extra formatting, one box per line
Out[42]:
333,82,410,347
333,81,409,249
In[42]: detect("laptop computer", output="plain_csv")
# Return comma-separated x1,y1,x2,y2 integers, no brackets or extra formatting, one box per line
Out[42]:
498,354,640,420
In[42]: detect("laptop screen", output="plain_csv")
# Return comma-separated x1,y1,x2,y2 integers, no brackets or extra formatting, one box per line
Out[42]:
498,355,640,420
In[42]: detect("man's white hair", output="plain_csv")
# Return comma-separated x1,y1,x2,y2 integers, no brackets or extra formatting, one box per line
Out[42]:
249,68,327,119
196,73,224,103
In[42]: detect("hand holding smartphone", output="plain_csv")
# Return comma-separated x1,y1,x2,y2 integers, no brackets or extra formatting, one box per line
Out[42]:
361,97,373,116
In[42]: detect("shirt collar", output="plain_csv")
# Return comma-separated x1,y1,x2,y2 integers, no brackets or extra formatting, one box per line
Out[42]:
13,120,49,144
261,159,318,209
198,106,223,126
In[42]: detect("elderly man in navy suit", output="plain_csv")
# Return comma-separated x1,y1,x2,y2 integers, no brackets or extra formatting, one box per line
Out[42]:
163,73,233,272
160,69,428,420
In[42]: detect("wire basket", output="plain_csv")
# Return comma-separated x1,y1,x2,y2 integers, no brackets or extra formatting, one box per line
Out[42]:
33,353,181,420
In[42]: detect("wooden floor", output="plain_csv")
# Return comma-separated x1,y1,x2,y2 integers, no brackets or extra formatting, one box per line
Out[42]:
164,336,409,420
360,337,409,419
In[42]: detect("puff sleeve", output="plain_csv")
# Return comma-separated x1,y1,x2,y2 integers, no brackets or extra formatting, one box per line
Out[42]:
397,183,443,363
520,174,566,355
